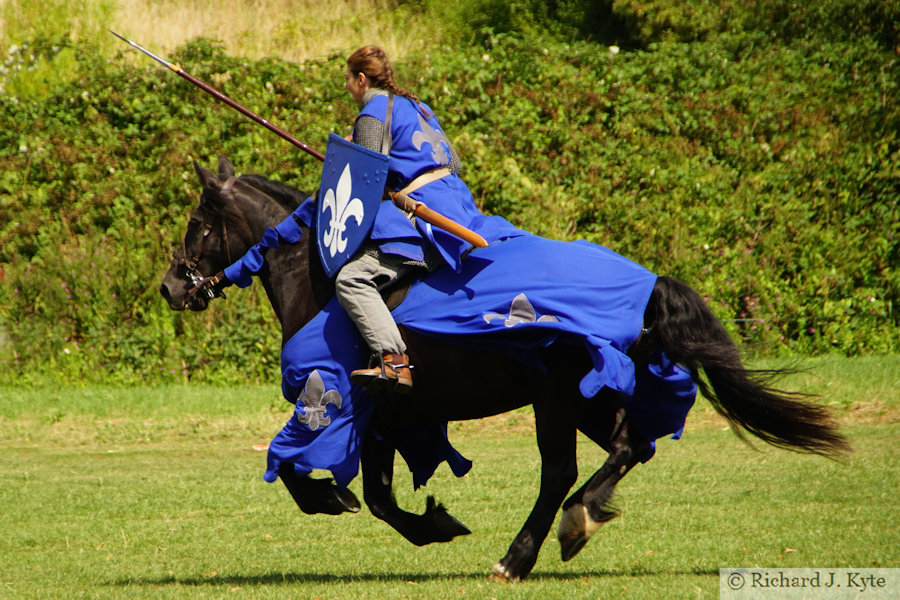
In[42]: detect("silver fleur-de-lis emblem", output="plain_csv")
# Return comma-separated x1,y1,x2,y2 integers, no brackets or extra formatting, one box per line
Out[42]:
412,113,451,165
296,370,343,431
321,164,365,258
484,293,560,327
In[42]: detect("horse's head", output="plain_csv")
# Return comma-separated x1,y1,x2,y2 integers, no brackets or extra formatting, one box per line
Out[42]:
161,156,311,311
160,156,245,311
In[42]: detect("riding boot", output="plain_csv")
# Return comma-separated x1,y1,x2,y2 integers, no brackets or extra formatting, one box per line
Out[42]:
351,352,413,393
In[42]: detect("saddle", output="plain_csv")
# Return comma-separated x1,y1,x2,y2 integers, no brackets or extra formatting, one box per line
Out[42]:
381,271,417,311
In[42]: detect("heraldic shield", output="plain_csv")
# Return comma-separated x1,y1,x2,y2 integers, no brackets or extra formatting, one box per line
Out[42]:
316,133,390,278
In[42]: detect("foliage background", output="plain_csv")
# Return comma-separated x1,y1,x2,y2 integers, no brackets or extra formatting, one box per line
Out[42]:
0,0,897,385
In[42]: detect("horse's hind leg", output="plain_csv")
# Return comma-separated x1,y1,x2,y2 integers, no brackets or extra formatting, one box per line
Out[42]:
360,428,471,546
491,395,579,581
557,407,650,561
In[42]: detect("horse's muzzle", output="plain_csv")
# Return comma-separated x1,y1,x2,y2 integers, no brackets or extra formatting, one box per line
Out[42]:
159,282,187,311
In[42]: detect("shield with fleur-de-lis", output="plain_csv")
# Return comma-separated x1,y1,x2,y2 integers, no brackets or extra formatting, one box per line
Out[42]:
316,133,389,278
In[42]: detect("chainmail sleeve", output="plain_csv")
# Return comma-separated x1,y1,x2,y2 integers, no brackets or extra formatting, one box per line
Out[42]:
446,140,462,174
353,115,390,153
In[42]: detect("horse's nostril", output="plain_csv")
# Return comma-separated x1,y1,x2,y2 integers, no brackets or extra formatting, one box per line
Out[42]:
160,283,171,301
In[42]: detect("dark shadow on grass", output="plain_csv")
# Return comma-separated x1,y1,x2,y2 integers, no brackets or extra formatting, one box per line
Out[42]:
109,566,720,587
527,566,721,579
111,573,477,586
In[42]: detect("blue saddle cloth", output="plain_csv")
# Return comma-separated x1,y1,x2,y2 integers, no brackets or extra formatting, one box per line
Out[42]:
224,201,696,490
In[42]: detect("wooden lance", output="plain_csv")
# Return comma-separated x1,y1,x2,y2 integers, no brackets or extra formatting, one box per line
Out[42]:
109,31,488,248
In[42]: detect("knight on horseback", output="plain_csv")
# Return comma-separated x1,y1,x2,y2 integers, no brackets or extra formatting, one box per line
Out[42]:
335,46,489,393
145,32,849,582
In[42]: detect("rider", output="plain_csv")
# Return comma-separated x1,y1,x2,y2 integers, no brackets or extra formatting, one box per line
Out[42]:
336,45,487,393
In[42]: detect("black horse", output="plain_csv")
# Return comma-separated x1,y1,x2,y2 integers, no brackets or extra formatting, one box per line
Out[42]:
160,157,849,581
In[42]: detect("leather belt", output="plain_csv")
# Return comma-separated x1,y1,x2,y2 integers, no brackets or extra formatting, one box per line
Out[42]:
389,167,452,212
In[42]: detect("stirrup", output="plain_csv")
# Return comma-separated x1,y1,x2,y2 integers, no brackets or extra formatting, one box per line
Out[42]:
350,352,413,394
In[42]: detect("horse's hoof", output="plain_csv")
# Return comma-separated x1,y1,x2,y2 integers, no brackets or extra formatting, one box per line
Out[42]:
333,486,362,513
302,482,360,515
424,496,471,541
489,563,517,582
559,531,589,562
281,471,361,516
557,503,596,561
432,508,472,540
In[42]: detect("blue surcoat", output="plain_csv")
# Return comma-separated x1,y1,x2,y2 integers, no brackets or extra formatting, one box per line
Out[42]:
356,94,489,272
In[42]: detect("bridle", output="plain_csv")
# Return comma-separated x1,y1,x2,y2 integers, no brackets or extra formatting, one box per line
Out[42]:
171,179,238,301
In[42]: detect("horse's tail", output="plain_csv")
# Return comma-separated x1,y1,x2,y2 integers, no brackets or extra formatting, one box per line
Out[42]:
644,276,850,458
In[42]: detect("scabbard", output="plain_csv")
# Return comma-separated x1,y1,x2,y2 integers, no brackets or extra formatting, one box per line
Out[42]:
391,191,488,248
388,168,489,249
411,203,489,248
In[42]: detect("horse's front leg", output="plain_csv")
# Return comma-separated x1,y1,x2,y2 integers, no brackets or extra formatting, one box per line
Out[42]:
360,427,471,546
491,395,579,581
557,407,650,561
278,465,361,515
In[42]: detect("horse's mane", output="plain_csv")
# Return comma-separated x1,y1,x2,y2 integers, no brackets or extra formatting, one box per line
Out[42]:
238,173,307,210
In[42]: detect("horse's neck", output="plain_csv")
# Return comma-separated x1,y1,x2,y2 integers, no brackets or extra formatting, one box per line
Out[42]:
227,181,331,346
254,225,333,346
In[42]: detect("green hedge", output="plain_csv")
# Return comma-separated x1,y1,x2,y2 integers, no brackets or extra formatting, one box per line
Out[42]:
435,0,899,50
0,1,897,384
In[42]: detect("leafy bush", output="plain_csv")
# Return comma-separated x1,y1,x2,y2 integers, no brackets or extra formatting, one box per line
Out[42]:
427,0,899,50
0,1,897,385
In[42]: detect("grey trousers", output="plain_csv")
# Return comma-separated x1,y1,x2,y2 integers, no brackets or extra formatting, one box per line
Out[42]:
335,250,421,355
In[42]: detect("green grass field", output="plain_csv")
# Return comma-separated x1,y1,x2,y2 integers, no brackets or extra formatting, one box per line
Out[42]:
1,356,897,599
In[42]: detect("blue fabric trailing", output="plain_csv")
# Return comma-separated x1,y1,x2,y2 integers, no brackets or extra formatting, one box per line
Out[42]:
222,202,697,488
266,295,473,489
264,298,372,488
627,350,697,442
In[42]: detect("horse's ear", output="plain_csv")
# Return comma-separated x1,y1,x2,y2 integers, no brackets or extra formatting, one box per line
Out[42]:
193,160,220,191
217,156,235,179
